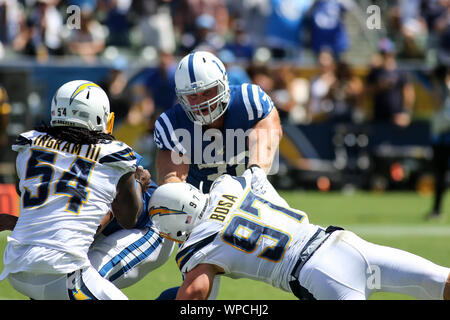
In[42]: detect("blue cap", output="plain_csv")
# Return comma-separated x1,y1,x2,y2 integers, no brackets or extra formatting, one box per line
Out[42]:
112,56,128,71
378,38,395,53
196,14,215,29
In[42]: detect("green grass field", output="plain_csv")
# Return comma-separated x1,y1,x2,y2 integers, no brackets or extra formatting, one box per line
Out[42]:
1,190,450,300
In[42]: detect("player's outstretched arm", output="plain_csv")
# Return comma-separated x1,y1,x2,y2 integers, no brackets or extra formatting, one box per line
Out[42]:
156,149,189,185
248,108,282,173
112,166,149,229
176,264,223,300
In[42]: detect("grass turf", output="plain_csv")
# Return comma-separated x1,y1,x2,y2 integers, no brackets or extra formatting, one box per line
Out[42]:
1,190,450,300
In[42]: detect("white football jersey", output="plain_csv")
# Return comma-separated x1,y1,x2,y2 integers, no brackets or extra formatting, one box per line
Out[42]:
176,174,320,293
1,130,138,278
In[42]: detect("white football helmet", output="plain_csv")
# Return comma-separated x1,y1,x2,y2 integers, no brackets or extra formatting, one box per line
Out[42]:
175,51,230,125
149,183,209,243
50,80,114,133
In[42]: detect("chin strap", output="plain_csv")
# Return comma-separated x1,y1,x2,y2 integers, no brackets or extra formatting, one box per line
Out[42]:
106,112,115,134
198,197,209,221
159,232,184,244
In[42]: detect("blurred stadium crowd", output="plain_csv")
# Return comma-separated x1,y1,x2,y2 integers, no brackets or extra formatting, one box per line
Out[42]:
1,0,450,197
1,0,448,63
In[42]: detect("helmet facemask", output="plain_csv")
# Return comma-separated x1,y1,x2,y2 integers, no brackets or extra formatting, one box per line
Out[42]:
106,111,115,134
175,51,231,125
177,79,230,125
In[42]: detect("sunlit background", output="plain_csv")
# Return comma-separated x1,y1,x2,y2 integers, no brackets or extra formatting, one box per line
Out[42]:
1,0,450,300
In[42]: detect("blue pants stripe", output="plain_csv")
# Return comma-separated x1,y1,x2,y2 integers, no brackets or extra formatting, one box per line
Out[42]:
98,228,162,282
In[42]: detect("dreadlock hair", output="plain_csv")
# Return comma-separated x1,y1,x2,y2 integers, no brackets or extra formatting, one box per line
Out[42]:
35,123,115,145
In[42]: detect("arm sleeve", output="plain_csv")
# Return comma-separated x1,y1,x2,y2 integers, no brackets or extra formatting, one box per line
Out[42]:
154,117,173,151
11,131,34,152
207,275,221,300
153,113,187,154
241,84,275,122
98,141,140,176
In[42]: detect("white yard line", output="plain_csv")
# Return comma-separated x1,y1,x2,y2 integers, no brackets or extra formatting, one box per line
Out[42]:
2,225,450,241
342,225,450,237
0,231,11,240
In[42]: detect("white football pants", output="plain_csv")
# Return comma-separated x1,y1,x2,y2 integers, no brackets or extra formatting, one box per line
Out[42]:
7,266,128,300
88,226,175,289
298,230,450,300
6,226,174,300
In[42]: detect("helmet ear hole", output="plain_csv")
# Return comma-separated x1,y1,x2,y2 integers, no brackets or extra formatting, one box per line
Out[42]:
97,116,101,125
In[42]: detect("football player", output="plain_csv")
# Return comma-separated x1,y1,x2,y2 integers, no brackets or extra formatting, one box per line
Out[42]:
154,51,282,195
149,166,450,300
87,179,175,291
0,80,173,300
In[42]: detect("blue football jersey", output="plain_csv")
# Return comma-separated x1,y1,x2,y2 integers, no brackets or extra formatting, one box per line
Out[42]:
154,83,275,192
102,180,158,236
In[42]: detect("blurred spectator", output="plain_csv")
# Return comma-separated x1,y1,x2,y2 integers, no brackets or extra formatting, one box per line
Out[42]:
13,0,64,60
307,0,353,59
264,0,312,59
0,85,10,152
0,85,11,183
365,38,415,127
431,2,450,67
66,7,106,62
223,18,254,62
131,0,176,53
306,49,337,122
97,0,132,47
33,0,64,56
306,49,363,124
128,50,177,114
227,0,270,50
286,75,310,124
307,56,364,124
191,13,225,52
113,83,155,148
0,0,23,48
173,0,229,34
328,61,364,123
247,63,275,98
132,123,158,178
12,14,44,57
428,63,450,219
67,0,97,9
173,0,229,55
271,64,300,121
387,0,428,59
113,79,158,175
218,49,251,85
99,56,130,123
143,50,177,112
249,62,309,124
420,0,449,48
